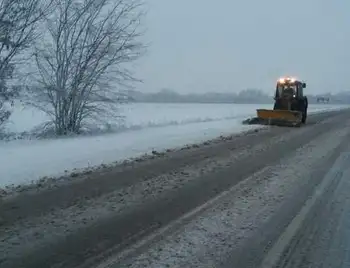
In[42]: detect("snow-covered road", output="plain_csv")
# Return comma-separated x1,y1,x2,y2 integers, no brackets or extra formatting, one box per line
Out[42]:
0,103,348,187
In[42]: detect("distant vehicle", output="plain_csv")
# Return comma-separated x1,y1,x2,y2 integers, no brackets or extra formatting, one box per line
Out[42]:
243,77,308,127
317,97,330,103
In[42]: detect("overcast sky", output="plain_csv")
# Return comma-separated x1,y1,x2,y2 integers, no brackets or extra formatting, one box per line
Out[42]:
133,0,350,94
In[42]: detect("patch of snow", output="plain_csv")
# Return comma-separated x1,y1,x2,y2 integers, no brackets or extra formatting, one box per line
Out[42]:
0,120,259,187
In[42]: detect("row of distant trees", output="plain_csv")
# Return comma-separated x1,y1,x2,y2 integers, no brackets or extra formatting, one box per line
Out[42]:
125,88,350,104
0,0,145,135
125,88,273,104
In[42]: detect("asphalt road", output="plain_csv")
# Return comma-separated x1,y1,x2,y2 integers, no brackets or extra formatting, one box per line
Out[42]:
1,109,350,268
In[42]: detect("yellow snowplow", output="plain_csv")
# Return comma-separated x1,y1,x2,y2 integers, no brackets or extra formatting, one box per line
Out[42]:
243,77,308,127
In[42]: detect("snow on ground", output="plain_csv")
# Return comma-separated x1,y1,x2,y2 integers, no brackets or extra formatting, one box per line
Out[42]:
0,102,348,188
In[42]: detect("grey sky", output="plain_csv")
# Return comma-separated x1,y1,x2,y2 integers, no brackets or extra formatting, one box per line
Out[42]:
133,0,350,94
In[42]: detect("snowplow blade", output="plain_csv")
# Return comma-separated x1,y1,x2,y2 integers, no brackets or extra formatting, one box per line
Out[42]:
242,109,302,127
257,109,302,123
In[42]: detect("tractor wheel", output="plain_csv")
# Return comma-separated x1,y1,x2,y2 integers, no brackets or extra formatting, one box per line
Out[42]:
296,99,306,124
302,110,307,124
300,99,307,124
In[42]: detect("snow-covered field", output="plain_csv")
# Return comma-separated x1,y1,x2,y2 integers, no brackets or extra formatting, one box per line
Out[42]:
0,102,348,188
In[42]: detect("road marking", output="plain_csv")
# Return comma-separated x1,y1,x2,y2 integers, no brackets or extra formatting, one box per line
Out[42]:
260,152,350,268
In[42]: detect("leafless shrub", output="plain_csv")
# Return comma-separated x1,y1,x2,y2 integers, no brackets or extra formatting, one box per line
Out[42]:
30,0,146,135
0,0,52,127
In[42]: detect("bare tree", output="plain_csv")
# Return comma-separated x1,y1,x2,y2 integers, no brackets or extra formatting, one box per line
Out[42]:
31,0,145,135
0,0,51,127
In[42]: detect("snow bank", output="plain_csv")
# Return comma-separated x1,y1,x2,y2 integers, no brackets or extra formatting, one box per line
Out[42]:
0,102,348,187
0,120,260,188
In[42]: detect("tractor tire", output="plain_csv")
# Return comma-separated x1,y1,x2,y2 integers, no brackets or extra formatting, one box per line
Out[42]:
300,97,308,124
302,109,307,124
302,96,308,124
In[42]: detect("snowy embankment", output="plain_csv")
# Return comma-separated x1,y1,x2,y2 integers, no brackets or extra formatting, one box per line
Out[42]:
0,102,347,188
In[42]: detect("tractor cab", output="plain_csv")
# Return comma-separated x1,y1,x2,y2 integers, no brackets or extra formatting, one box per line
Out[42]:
275,77,306,100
